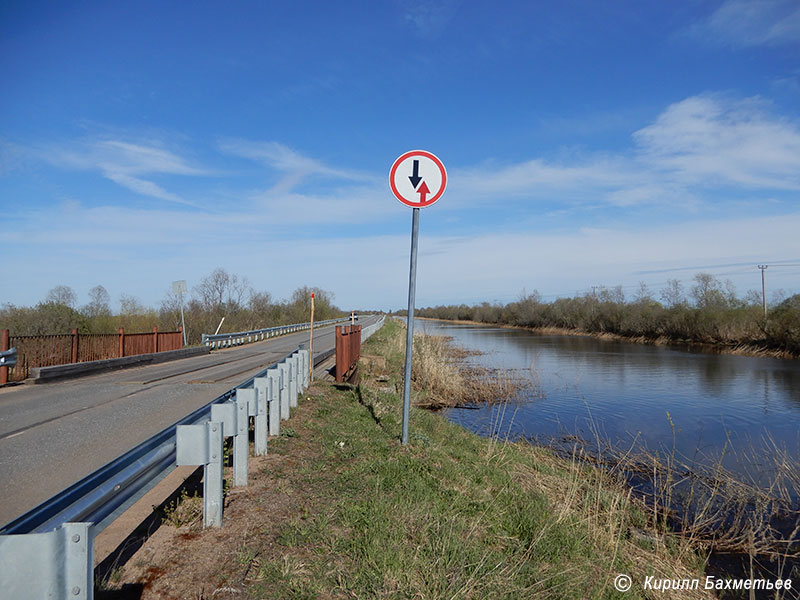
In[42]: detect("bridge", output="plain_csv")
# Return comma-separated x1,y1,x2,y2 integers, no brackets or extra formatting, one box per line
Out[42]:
0,315,381,528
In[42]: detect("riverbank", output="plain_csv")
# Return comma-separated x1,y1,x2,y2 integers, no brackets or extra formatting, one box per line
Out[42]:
416,316,799,360
102,319,712,599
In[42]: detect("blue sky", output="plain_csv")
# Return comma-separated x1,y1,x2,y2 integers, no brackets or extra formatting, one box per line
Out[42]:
2,0,799,313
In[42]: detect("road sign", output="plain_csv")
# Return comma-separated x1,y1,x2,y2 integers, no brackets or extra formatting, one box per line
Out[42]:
389,150,447,445
389,150,447,208
172,280,187,295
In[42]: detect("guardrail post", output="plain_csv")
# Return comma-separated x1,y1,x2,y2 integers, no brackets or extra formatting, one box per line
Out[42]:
267,368,280,435
234,392,250,486
0,522,94,599
296,350,303,392
210,401,248,486
297,348,309,391
296,351,304,394
288,355,298,408
253,379,268,455
177,421,224,527
278,362,290,420
305,349,310,389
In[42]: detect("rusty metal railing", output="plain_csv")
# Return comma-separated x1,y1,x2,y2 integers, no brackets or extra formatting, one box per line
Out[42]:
0,327,184,383
334,324,362,384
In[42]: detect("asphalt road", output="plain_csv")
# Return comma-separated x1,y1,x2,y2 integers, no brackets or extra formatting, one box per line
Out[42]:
0,317,376,527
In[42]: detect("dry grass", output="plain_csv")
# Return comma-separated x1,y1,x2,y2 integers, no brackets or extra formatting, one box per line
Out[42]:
541,430,800,570
416,317,799,360
410,332,531,410
511,445,712,600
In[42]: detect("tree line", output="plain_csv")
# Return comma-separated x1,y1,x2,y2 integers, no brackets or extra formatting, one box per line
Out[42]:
413,273,800,356
0,268,345,346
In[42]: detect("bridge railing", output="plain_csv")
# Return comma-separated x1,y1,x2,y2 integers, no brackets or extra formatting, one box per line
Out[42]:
0,316,385,600
1,327,184,383
201,317,350,349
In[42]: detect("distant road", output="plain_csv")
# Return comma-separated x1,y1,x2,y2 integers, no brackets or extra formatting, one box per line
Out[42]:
0,316,377,526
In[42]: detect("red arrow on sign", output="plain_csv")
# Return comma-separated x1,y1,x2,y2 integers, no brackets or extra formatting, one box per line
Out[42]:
416,180,430,204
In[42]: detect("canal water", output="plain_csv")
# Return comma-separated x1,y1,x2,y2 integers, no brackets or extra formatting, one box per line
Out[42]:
416,319,800,492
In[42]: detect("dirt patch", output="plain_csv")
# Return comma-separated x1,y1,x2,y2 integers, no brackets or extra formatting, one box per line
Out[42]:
100,389,331,599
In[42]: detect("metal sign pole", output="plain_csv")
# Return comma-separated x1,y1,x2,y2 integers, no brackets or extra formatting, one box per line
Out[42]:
401,207,420,445
173,280,188,346
390,149,446,446
309,293,315,382
180,297,187,346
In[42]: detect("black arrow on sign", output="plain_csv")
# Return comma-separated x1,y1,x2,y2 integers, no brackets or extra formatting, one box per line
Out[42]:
408,160,422,189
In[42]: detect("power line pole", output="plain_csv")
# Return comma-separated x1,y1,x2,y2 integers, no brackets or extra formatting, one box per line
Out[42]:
757,265,768,318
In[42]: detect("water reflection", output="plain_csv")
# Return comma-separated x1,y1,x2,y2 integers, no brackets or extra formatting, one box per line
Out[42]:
416,320,800,483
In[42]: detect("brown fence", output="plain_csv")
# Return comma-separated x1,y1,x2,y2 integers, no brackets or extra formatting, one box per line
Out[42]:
0,327,183,383
334,324,361,384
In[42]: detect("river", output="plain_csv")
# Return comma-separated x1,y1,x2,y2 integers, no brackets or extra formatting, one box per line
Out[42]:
416,319,800,496
415,318,800,594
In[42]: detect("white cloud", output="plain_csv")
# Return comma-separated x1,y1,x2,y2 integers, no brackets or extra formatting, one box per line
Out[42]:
5,94,800,308
103,173,193,206
454,156,635,196
449,94,800,211
95,140,208,177
3,192,799,310
633,95,800,190
33,137,211,206
218,139,377,194
696,0,800,47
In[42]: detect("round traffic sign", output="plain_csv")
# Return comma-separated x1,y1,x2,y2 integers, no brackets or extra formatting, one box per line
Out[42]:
389,150,447,208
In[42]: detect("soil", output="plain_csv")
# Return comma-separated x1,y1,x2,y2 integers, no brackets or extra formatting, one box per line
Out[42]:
99,389,330,600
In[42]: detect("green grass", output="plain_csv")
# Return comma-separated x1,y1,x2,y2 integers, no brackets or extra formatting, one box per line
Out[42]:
243,319,710,599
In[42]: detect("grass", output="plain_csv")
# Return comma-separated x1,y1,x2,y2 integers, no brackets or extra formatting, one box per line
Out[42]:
160,489,203,528
104,318,723,598
375,322,532,410
238,319,711,599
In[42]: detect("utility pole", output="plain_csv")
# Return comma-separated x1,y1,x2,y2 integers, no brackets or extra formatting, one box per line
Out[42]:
757,265,768,318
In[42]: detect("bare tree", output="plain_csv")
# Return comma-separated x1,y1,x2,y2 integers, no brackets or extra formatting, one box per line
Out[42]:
45,285,77,307
288,286,336,321
248,290,273,314
660,279,685,308
120,294,147,316
691,273,735,309
84,285,111,317
160,288,184,329
634,281,653,303
194,268,251,313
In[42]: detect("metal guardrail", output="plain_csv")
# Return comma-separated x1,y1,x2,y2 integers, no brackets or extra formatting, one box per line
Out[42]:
335,324,362,383
201,317,351,349
0,315,384,600
0,347,17,368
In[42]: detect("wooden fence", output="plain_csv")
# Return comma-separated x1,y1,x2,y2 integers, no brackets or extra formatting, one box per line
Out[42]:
0,327,183,383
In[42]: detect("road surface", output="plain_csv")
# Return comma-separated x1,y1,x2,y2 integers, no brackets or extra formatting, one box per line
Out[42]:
0,317,376,526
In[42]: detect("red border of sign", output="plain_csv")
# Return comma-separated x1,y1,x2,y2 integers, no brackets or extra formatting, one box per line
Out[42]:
389,150,447,208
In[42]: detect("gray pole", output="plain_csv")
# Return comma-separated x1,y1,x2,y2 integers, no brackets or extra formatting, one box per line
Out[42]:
180,297,187,346
758,265,768,318
401,208,420,445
